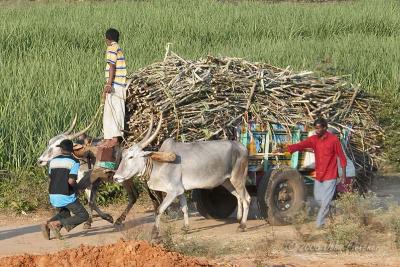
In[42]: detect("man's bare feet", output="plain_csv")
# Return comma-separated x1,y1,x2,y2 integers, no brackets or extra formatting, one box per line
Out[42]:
48,221,63,240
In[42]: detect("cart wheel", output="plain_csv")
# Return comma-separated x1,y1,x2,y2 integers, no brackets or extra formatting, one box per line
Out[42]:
263,167,305,225
192,186,237,219
257,171,271,220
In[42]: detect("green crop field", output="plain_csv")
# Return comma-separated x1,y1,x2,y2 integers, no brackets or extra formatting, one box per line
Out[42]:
0,0,399,171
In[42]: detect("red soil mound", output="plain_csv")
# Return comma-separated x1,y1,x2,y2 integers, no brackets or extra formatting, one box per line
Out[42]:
0,239,212,267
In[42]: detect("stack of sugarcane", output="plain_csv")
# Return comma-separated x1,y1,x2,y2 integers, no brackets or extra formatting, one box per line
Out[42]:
125,51,383,187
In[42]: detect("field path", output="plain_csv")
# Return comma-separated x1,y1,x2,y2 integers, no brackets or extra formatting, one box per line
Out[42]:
0,207,160,256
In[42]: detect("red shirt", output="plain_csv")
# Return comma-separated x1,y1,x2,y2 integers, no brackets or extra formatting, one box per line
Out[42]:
287,132,347,182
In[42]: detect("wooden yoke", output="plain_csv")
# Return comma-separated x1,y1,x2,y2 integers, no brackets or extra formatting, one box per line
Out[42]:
72,144,87,159
150,151,176,162
73,143,98,170
73,144,98,159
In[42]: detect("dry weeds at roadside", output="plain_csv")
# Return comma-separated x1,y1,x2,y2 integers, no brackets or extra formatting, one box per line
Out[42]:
323,192,400,251
160,225,232,258
382,205,400,248
253,227,280,264
252,192,400,257
123,222,232,259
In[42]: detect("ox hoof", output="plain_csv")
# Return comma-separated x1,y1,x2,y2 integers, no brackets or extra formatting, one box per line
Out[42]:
114,224,124,231
83,222,92,230
151,226,160,240
113,218,125,230
103,214,114,224
114,217,123,225
181,226,190,233
237,224,247,232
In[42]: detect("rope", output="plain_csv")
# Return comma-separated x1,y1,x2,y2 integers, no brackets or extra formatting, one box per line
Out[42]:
139,157,164,207
140,157,153,183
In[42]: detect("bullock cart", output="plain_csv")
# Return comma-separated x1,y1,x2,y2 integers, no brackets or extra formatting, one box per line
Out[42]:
192,121,352,226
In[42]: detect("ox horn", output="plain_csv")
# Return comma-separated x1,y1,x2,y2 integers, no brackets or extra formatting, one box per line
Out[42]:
140,113,163,149
138,116,154,145
64,114,77,135
67,120,95,140
67,105,102,139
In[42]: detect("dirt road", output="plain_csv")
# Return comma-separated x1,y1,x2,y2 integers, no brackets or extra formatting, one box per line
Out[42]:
1,175,400,266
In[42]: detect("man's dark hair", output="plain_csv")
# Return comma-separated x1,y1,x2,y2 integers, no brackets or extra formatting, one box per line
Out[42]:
313,118,328,128
57,139,74,153
105,28,120,42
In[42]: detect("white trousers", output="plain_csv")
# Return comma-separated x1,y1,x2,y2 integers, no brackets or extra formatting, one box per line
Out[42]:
103,85,126,139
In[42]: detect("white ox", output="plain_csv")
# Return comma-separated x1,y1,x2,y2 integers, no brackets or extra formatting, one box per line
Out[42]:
113,114,251,234
37,115,89,166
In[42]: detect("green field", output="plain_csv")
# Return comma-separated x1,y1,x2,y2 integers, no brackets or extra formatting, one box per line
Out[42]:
1,0,399,171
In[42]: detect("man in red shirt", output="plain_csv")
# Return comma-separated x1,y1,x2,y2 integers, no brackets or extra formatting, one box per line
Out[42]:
286,118,347,228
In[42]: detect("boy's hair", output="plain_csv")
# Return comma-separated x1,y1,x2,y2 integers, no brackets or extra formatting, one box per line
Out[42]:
105,28,120,42
313,118,328,128
56,139,74,153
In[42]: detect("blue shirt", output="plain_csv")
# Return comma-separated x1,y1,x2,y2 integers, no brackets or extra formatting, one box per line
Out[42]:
49,194,77,208
48,155,80,207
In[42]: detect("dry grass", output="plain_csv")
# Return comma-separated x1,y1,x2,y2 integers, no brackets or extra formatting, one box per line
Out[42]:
324,192,398,251
159,225,231,258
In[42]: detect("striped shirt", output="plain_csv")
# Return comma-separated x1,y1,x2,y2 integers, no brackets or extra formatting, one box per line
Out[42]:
48,155,80,207
105,42,127,87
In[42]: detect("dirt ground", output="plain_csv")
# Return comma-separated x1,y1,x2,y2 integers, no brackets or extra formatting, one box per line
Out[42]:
1,175,400,267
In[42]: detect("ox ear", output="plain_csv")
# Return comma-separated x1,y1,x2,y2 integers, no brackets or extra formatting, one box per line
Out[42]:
149,151,176,162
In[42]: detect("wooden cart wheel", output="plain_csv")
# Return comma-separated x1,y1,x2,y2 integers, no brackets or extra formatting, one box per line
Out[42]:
258,167,305,225
192,186,237,219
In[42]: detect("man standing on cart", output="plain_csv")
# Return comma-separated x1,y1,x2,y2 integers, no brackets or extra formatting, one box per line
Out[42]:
102,28,127,148
284,118,347,228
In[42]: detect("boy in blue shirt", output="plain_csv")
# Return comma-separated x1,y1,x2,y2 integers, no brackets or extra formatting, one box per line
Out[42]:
41,139,89,240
